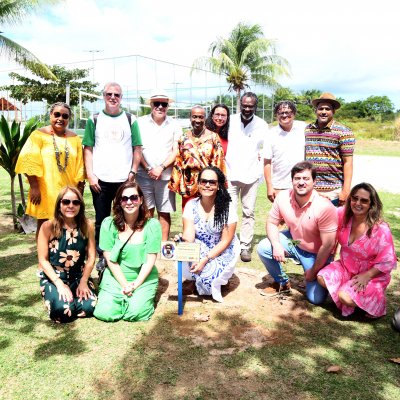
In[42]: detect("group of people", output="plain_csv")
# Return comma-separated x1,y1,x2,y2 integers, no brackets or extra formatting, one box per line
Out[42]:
15,81,398,328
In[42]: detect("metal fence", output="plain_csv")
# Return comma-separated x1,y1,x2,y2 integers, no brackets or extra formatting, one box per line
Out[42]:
0,54,274,124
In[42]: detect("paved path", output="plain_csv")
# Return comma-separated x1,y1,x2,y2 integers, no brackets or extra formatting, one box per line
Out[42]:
353,155,400,194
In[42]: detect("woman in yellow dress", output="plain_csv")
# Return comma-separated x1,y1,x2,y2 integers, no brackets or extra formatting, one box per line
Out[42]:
15,102,85,238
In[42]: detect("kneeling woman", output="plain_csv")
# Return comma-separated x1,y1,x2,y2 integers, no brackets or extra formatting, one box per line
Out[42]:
37,186,97,323
94,181,161,322
317,183,397,318
181,166,240,302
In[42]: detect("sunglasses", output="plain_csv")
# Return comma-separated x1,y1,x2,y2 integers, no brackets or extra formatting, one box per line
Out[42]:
350,195,370,205
153,101,168,108
105,92,121,98
61,199,81,206
121,194,140,204
199,179,218,186
53,112,70,120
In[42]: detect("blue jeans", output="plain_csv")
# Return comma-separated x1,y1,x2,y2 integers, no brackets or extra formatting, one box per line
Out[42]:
257,230,329,305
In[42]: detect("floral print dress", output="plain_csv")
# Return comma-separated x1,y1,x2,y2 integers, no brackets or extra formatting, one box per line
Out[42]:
318,208,397,317
182,198,240,302
39,228,97,323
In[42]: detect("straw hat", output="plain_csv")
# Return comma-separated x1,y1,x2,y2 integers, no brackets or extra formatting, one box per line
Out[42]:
311,92,341,110
146,88,174,104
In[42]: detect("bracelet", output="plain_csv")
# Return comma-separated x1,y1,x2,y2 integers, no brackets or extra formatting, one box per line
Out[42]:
145,166,152,172
160,164,166,171
129,170,136,176
205,254,213,263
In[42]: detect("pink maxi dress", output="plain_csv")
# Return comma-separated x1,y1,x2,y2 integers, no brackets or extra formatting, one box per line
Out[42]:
318,207,397,317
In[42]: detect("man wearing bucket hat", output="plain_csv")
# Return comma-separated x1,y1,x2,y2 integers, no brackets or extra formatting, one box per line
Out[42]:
305,92,355,206
137,89,182,240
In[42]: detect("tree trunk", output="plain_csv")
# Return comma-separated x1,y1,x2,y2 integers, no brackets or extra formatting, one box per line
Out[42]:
236,89,241,114
10,175,18,230
18,174,26,210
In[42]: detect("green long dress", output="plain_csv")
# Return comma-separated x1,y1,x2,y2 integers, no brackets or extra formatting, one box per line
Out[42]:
94,217,161,322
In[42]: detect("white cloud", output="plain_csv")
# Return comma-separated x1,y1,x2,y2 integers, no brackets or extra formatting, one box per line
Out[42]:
1,0,399,108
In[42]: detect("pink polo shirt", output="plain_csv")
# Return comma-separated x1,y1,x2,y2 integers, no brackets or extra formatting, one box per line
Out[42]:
268,189,338,253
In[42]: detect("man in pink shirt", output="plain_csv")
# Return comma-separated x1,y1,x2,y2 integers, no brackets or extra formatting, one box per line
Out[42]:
257,161,338,304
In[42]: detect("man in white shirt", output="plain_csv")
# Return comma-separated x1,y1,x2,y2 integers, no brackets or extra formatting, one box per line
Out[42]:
83,82,142,269
225,92,269,262
137,89,181,240
263,100,306,202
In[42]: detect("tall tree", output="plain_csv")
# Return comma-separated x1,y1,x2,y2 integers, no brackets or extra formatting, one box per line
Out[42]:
0,0,60,80
1,65,99,106
193,23,289,110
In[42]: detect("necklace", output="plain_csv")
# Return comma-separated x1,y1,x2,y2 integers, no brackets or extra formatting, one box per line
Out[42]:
52,131,69,172
192,127,205,138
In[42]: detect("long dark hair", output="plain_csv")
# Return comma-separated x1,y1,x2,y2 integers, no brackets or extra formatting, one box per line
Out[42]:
344,182,383,237
205,104,230,140
199,166,231,230
52,186,88,238
112,181,150,232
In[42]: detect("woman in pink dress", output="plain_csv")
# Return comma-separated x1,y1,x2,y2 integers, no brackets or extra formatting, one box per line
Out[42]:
317,182,397,318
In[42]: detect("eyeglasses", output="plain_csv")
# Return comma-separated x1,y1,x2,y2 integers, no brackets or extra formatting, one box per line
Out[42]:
105,92,121,98
213,113,227,120
53,112,70,120
350,195,370,205
199,179,218,186
61,199,81,206
278,111,293,117
121,194,140,204
153,101,169,108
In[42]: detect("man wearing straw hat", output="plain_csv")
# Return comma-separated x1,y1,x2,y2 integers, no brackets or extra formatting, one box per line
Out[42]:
305,92,355,206
137,89,182,240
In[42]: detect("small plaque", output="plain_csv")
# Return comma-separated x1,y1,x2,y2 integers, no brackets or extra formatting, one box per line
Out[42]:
160,241,200,262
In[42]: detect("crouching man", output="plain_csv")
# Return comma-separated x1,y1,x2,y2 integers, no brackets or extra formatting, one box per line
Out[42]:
257,161,338,304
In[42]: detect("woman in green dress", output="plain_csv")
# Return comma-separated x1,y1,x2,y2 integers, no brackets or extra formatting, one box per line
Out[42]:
94,181,162,322
37,186,96,323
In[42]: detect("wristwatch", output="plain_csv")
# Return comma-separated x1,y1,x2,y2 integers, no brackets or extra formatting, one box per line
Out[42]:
160,163,166,171
129,170,136,177
146,166,152,172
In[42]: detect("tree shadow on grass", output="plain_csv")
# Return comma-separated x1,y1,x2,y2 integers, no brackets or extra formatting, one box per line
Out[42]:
34,323,88,360
90,298,400,400
0,252,37,279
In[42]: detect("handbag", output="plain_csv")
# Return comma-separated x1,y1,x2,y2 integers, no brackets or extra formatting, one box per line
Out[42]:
97,229,135,284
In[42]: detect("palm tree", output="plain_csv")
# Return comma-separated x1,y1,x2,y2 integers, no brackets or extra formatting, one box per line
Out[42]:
193,23,289,111
0,0,59,80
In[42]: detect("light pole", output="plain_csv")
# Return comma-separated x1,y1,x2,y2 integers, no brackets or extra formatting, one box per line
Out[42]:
171,82,182,118
84,49,102,84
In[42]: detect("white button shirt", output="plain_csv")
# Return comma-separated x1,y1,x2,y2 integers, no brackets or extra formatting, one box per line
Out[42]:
225,113,269,184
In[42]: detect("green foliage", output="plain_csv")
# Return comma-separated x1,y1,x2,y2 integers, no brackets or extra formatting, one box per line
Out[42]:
193,22,289,109
0,1,60,80
0,116,37,178
1,65,99,106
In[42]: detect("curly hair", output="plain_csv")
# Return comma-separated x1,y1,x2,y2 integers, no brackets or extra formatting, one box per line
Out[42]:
51,186,88,238
112,181,150,232
198,166,231,230
49,102,72,117
205,104,230,140
343,182,383,237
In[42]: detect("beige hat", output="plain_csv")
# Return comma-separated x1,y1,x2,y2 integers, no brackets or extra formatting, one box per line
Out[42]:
146,88,174,104
311,92,341,110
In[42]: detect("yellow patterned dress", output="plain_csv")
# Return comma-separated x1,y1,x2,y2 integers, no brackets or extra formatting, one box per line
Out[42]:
15,130,85,219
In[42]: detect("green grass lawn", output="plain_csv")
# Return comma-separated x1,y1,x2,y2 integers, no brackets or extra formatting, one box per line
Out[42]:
1,164,400,399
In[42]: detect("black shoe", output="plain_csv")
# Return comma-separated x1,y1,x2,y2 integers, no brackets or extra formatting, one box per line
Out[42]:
240,249,252,262
96,257,107,272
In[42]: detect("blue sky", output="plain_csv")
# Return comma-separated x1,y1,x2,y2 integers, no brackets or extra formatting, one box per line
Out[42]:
1,0,399,109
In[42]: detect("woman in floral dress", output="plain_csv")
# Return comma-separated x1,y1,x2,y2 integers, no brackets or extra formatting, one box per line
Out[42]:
317,183,397,318
37,186,96,323
181,166,240,302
